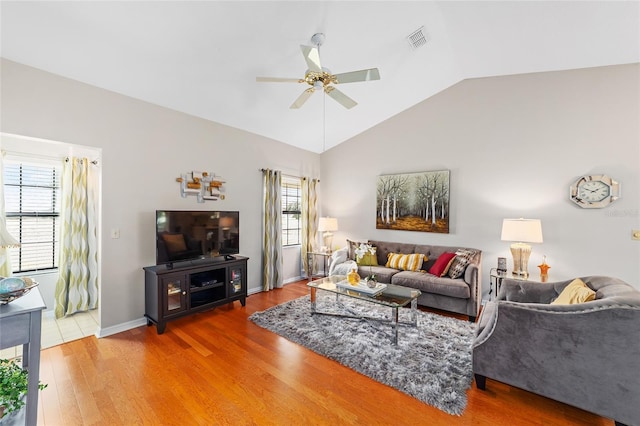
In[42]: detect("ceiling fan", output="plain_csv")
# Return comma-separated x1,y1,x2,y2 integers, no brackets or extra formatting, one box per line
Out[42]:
256,33,380,109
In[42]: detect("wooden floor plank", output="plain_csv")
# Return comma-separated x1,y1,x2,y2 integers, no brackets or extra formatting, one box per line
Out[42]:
33,280,613,425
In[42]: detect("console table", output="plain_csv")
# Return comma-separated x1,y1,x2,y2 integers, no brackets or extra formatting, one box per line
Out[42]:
0,288,46,425
144,257,248,334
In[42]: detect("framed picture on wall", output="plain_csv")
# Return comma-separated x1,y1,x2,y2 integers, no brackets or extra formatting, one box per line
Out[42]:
376,170,450,234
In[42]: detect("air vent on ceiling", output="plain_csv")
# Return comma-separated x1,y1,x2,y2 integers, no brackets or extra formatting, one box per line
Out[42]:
407,26,428,50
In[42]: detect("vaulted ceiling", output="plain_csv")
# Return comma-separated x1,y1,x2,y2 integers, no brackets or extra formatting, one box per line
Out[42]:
2,1,638,153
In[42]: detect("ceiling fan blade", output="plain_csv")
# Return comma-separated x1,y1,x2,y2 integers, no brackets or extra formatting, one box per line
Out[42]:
325,86,357,109
290,88,315,109
300,45,322,72
333,68,380,84
256,77,302,83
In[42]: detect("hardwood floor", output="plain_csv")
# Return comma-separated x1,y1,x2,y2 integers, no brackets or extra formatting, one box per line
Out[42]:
34,280,612,425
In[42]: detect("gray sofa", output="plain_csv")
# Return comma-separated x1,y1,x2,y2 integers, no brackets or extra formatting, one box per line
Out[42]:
329,239,482,321
473,276,640,426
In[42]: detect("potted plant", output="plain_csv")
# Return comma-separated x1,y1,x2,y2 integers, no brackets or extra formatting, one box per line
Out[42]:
0,358,47,419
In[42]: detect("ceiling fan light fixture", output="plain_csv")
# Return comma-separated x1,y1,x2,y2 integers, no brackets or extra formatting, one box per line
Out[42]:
256,32,379,109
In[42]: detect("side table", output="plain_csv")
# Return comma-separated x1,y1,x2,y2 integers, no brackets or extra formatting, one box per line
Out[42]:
307,251,332,282
0,288,46,425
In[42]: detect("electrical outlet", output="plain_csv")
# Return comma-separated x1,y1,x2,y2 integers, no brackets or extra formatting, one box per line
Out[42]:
110,228,120,239
633,230,640,241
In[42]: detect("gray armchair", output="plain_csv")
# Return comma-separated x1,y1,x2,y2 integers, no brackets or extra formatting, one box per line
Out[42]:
473,276,640,426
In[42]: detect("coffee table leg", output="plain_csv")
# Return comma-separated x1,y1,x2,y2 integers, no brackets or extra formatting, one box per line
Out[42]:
310,287,316,315
392,307,399,345
411,297,418,326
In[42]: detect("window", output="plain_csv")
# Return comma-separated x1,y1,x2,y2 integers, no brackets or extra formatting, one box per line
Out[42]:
281,176,301,246
4,160,61,273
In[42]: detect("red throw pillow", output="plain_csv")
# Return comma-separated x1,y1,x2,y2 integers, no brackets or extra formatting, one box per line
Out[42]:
429,252,457,277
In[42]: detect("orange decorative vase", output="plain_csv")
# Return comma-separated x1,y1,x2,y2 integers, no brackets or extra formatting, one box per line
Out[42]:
347,268,361,286
538,255,551,282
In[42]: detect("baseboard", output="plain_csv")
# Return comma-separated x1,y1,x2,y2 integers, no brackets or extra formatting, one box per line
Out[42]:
96,317,147,338
98,282,304,338
247,287,262,295
284,275,304,284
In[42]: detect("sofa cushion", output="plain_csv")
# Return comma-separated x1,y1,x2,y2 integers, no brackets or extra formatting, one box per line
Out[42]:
386,253,426,271
551,278,596,305
447,249,478,279
359,266,398,284
429,252,457,277
391,271,470,299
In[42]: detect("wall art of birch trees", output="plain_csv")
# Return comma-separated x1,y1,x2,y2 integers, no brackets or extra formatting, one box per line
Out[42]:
376,170,450,233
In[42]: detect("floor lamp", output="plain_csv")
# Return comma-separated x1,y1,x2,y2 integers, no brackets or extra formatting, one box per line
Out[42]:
501,218,543,279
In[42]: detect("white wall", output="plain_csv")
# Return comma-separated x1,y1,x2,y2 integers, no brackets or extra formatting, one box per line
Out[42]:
3,58,638,333
1,59,320,331
321,64,640,296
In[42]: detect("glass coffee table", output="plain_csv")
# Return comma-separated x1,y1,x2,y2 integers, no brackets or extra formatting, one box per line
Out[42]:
307,275,421,345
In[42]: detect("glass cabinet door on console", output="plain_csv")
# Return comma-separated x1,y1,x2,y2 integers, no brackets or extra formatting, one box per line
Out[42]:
161,274,187,316
229,264,245,296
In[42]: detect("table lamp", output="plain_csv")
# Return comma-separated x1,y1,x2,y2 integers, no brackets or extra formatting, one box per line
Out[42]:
500,218,543,279
318,217,338,253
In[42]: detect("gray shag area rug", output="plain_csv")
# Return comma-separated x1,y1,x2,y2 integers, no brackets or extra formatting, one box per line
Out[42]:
249,293,476,415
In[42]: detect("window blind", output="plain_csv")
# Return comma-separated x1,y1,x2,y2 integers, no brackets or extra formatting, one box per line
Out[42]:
4,161,61,272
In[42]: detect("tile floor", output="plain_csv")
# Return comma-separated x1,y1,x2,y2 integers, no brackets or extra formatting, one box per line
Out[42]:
0,309,99,360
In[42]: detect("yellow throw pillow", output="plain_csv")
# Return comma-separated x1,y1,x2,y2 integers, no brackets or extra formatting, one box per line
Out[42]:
356,250,379,266
385,253,427,272
551,278,596,305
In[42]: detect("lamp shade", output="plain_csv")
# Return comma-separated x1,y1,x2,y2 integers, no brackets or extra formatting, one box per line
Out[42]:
501,218,543,243
318,217,338,233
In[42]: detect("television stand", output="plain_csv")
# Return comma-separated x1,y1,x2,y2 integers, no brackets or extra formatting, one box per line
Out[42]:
143,256,248,334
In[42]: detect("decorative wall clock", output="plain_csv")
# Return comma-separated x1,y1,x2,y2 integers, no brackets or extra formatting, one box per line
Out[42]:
569,174,620,208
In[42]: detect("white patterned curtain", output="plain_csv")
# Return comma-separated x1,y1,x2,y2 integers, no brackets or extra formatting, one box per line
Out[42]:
54,157,98,318
0,155,18,276
262,169,283,291
301,177,318,277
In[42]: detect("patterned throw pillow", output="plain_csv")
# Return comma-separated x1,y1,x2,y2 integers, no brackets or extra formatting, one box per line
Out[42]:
347,239,367,261
385,253,427,272
447,249,477,279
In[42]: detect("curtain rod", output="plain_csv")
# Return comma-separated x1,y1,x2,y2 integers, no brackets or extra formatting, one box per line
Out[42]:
259,168,319,182
2,150,99,165
65,157,99,165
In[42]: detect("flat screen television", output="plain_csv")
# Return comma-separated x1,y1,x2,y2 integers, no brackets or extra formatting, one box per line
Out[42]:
156,210,239,265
